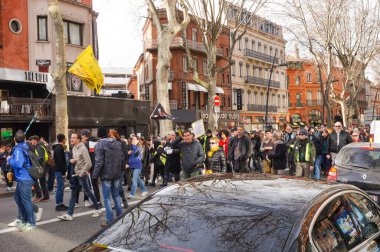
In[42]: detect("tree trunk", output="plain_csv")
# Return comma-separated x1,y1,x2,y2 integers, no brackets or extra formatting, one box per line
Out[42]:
207,46,217,131
339,101,347,127
157,36,173,137
48,0,68,139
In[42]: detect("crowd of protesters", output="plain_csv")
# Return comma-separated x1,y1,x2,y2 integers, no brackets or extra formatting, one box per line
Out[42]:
0,121,373,231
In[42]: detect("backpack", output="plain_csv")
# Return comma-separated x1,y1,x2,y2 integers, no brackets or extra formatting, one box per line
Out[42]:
22,146,46,179
41,145,55,168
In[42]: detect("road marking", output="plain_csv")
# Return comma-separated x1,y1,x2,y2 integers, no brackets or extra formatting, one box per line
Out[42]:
0,199,142,235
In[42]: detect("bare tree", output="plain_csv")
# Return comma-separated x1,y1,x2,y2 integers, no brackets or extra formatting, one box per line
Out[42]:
145,0,190,136
332,0,380,126
48,0,68,138
283,0,346,127
183,0,267,131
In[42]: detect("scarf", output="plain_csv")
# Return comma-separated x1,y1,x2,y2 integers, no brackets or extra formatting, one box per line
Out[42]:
208,146,220,158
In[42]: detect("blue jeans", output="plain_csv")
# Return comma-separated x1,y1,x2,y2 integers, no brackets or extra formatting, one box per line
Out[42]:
314,155,323,179
68,175,99,216
55,171,64,205
102,179,123,223
14,180,35,226
130,168,147,196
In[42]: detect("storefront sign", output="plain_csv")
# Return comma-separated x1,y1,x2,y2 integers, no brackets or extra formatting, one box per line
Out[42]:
200,111,239,121
25,71,49,83
145,84,150,100
182,81,187,108
236,89,242,110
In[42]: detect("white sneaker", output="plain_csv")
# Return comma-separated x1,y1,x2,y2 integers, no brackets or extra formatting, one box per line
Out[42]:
64,187,70,191
84,200,91,207
7,187,11,191
127,194,134,199
92,209,101,217
141,191,148,197
8,219,21,227
57,214,73,221
19,223,36,232
35,208,43,222
75,203,79,208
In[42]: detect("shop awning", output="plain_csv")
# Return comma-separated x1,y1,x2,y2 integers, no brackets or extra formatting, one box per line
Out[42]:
187,83,224,94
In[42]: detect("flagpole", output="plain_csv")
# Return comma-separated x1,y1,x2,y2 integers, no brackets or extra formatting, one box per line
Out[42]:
25,71,67,135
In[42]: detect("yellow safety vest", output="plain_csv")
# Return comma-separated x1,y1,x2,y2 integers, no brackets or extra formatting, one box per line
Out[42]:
153,145,167,165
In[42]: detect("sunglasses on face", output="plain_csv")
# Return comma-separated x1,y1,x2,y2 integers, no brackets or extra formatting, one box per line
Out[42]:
335,125,341,128
352,135,359,137
210,142,218,145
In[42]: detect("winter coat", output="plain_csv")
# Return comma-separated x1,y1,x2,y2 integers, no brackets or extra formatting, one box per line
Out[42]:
312,132,323,156
52,143,67,173
8,141,33,181
93,137,123,180
329,130,352,153
171,138,205,173
167,140,181,173
72,142,92,177
128,144,143,169
229,134,253,161
206,147,226,173
268,141,288,170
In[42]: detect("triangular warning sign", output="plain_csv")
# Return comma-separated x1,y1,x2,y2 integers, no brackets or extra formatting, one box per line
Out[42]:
150,103,173,120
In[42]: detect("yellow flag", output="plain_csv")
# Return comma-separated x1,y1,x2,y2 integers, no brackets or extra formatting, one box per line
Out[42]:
68,45,104,94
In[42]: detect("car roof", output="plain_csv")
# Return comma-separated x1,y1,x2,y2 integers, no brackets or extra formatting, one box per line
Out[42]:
154,173,353,217
343,142,380,148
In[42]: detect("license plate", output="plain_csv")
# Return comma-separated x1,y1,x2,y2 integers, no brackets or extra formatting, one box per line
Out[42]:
370,195,379,202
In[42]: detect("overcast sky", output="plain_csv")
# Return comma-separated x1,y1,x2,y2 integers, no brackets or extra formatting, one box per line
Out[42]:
92,0,295,69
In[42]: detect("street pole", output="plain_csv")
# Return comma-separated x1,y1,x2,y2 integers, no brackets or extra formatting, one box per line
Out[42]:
265,51,277,131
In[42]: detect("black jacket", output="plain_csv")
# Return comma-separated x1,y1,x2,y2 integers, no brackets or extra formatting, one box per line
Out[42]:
52,143,66,173
206,147,226,173
93,138,123,181
84,136,98,172
312,132,323,156
268,141,288,170
229,134,253,162
329,130,352,153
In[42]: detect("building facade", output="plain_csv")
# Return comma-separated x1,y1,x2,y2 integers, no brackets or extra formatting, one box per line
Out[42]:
0,0,148,144
228,10,288,131
133,9,237,131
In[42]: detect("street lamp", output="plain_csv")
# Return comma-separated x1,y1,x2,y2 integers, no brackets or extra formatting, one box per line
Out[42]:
264,51,287,131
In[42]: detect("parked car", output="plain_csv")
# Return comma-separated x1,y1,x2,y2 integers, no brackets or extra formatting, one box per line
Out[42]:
71,173,380,252
328,142,380,203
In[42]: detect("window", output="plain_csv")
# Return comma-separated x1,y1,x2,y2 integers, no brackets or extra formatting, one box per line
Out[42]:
222,74,225,84
37,16,48,41
296,76,301,85
203,59,208,75
226,74,230,85
296,93,301,103
239,62,243,77
183,57,189,72
228,97,231,107
222,97,226,107
63,20,83,46
307,91,312,101
192,28,197,42
231,62,235,76
192,59,198,72
307,73,312,83
238,35,241,50
317,91,322,101
9,19,22,33
311,196,360,251
246,64,249,77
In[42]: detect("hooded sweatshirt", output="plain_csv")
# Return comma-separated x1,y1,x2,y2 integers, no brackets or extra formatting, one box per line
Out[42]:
8,141,33,181
72,142,92,177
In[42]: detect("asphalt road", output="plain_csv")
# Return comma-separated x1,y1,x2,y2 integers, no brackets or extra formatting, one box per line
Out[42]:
0,185,157,252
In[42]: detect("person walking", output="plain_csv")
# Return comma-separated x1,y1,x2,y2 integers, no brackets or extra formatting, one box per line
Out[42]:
260,130,273,174
206,137,226,174
1,145,13,191
229,126,253,173
171,130,205,179
293,129,316,178
29,135,49,202
93,127,124,226
268,130,287,175
52,134,69,211
150,139,166,187
8,130,36,231
283,124,296,176
57,133,101,221
329,121,352,163
127,135,148,199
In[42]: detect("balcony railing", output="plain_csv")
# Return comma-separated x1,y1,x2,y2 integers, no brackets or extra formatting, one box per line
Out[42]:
247,104,278,112
244,49,279,64
0,97,52,118
144,38,224,57
246,76,281,88
306,100,323,106
295,102,303,107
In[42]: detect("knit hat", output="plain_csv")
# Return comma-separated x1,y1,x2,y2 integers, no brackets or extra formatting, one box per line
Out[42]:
299,129,308,136
81,129,91,137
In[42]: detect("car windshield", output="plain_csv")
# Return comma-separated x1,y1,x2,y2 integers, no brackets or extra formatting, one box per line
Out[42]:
91,196,294,252
335,147,380,170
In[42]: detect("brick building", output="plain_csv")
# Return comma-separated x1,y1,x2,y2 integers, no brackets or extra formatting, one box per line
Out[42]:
287,52,368,126
131,9,237,131
0,0,149,143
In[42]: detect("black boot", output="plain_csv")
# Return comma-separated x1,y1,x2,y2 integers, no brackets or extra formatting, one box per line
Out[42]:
122,198,128,209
